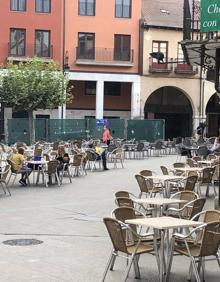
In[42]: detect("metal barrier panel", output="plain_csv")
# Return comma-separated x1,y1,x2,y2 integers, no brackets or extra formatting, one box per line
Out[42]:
48,119,87,141
127,119,165,142
35,119,48,141
7,118,164,144
87,118,125,139
7,118,30,145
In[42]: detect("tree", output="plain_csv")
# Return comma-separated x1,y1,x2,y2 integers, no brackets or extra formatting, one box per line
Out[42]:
0,58,70,144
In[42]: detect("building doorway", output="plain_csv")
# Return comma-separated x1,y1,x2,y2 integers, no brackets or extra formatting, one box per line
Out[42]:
144,86,193,140
206,94,220,137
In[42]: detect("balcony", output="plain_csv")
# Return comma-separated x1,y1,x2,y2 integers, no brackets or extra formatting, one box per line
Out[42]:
148,57,198,75
7,43,53,62
149,57,173,73
174,61,198,75
75,47,134,67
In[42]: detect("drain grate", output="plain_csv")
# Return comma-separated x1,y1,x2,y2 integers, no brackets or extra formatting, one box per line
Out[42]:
2,239,43,246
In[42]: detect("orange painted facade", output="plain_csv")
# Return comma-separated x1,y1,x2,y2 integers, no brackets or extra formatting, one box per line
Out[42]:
65,0,141,73
69,81,131,110
0,0,63,66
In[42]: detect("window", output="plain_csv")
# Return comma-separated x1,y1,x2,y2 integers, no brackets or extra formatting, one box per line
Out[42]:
152,41,168,62
11,0,26,11
115,0,131,18
85,81,96,95
35,0,51,13
9,28,26,56
177,43,185,62
35,30,51,57
114,34,131,61
78,0,95,16
104,82,121,96
77,33,95,59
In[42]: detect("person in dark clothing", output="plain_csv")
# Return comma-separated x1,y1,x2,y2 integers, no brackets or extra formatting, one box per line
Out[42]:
196,122,206,143
56,145,70,171
176,137,192,158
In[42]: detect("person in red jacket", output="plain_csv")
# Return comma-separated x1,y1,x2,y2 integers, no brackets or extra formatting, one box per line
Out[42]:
102,125,112,145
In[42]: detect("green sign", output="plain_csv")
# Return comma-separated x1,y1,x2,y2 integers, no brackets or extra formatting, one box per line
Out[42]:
201,0,220,32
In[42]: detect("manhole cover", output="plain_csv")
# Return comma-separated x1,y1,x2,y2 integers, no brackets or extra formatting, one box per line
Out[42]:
2,239,43,246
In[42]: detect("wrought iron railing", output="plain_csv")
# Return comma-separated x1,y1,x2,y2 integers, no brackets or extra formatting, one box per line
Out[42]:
149,57,173,72
148,57,197,74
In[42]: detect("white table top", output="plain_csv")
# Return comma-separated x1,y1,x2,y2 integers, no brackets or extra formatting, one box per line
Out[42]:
26,160,48,165
125,216,204,230
144,175,183,181
175,167,204,172
133,198,187,206
197,160,214,165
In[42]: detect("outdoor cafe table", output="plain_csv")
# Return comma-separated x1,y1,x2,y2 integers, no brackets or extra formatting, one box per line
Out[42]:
197,160,215,167
133,197,187,216
144,175,183,198
125,216,204,282
174,167,204,175
26,159,48,184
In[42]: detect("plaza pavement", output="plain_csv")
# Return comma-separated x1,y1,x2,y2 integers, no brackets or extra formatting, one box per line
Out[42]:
0,155,219,282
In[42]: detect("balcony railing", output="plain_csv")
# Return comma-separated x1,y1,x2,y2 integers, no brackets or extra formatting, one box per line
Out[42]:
8,43,53,61
75,47,134,67
174,61,198,74
149,57,173,73
149,57,198,75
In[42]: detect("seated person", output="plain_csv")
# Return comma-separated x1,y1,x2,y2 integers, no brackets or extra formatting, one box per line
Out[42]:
10,147,32,186
206,137,220,156
56,145,70,172
88,142,109,171
175,137,192,158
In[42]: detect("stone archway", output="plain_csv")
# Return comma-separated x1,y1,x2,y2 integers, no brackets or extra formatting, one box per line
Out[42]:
206,93,220,137
144,86,193,139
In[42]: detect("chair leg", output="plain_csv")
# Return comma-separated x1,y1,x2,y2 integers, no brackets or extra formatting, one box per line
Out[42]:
11,173,17,186
7,172,13,186
213,182,217,196
165,237,175,282
3,182,11,196
205,184,210,197
56,172,61,186
190,257,201,282
109,252,117,271
187,261,193,281
122,253,136,282
216,252,220,267
133,255,140,279
0,182,6,194
102,250,116,282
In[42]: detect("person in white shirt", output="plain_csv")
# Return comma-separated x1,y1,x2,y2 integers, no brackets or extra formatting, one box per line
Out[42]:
206,137,220,157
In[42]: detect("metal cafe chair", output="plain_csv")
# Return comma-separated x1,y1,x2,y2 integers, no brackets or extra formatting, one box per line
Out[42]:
166,221,220,282
102,217,159,281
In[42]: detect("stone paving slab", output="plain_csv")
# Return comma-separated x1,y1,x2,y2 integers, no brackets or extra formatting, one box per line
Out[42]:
0,155,219,281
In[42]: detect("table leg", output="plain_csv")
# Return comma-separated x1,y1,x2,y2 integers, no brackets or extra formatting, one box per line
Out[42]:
159,229,165,282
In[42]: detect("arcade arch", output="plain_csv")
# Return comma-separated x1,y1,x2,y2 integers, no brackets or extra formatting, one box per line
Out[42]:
206,93,220,137
144,86,193,139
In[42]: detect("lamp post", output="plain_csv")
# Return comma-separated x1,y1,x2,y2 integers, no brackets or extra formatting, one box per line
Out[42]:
61,64,70,120
0,100,5,142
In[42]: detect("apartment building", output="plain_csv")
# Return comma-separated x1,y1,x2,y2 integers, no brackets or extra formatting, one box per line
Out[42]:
0,0,64,122
140,0,215,139
64,0,142,120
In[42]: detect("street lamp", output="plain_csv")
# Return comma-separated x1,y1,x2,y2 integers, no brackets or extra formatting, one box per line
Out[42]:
0,99,5,142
